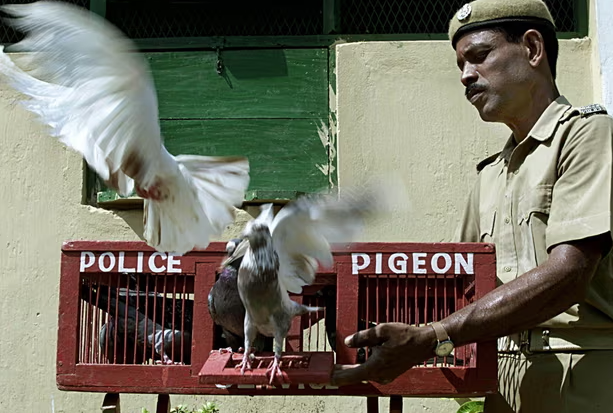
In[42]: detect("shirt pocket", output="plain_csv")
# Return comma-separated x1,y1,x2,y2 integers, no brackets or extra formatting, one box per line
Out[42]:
479,208,496,243
518,184,553,267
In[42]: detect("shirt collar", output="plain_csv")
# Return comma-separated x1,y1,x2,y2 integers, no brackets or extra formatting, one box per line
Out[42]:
527,95,573,142
494,95,573,164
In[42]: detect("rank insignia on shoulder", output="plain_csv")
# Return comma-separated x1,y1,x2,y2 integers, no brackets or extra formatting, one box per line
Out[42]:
578,104,608,118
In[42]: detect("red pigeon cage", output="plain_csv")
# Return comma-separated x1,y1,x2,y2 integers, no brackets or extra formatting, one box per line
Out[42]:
56,241,497,412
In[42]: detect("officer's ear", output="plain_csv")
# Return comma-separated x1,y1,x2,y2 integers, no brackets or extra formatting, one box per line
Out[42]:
523,29,546,71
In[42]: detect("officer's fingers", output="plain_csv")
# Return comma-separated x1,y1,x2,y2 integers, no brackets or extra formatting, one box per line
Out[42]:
344,326,388,348
332,350,397,387
331,363,374,387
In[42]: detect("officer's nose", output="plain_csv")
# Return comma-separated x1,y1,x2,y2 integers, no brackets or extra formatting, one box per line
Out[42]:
461,63,478,87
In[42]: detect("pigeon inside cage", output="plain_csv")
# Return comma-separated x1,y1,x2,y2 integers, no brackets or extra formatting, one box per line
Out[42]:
78,270,475,369
78,273,194,366
77,272,337,367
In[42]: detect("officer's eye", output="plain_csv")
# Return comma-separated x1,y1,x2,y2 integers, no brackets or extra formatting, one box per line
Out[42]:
473,49,490,63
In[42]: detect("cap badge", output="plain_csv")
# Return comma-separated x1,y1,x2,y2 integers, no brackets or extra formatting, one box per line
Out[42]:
457,4,472,21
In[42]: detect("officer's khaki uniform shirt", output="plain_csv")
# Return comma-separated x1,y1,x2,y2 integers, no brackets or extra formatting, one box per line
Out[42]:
455,96,613,351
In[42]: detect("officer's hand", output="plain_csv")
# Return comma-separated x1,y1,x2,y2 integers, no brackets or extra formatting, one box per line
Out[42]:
331,323,437,386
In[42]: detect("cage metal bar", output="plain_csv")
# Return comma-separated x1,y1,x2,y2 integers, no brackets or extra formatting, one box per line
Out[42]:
422,273,428,367
78,283,83,363
365,275,370,339
151,275,158,363
434,274,439,366
375,275,380,325
113,272,120,364
104,274,111,364
93,278,101,364
143,274,150,364
133,274,140,364
395,275,400,323
161,275,168,364
79,280,86,363
304,307,310,352
180,277,187,364
85,279,93,363
171,275,177,363
385,274,390,322
404,277,409,325
316,297,321,351
122,274,130,364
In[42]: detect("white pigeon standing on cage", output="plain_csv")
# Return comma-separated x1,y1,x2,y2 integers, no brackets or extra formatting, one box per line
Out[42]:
0,1,250,255
234,180,405,384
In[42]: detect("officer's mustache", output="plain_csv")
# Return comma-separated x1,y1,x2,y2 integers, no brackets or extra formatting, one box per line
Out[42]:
465,83,487,99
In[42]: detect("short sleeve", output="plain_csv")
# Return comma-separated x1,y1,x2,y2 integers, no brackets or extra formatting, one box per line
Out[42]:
546,115,613,250
453,176,481,242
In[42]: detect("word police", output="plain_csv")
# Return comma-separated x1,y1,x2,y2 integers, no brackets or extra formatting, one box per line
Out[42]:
79,251,182,273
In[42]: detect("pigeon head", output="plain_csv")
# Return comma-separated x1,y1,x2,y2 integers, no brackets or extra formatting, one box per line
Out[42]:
242,221,272,248
242,203,275,248
225,238,243,255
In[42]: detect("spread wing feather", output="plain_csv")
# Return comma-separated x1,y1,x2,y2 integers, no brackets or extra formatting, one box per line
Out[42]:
271,188,382,294
0,2,250,255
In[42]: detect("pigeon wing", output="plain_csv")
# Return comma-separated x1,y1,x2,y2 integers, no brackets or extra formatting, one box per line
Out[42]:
0,1,161,195
270,189,379,294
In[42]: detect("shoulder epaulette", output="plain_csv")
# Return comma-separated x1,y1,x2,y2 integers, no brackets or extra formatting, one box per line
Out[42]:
561,103,608,123
476,152,501,172
577,104,608,118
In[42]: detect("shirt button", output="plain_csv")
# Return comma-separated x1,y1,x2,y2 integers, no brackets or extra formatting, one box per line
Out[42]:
504,217,511,224
504,266,512,272
513,170,519,175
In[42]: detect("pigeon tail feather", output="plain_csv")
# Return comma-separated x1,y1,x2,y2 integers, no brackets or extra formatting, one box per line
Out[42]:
143,155,249,255
291,302,324,317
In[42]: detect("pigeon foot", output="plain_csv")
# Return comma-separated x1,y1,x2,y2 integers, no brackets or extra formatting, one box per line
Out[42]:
266,355,283,385
135,179,167,201
236,352,252,375
155,355,175,365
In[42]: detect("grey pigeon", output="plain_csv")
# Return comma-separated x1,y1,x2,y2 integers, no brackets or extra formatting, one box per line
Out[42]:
235,186,396,384
208,239,274,352
81,283,192,364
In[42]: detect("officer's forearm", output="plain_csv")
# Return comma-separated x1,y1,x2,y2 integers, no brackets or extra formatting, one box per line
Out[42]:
438,235,605,347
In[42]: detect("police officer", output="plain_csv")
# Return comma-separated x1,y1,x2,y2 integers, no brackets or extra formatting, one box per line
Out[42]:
332,0,613,411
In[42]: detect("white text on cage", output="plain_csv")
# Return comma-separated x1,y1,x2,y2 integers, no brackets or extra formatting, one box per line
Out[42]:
79,251,182,273
351,252,474,275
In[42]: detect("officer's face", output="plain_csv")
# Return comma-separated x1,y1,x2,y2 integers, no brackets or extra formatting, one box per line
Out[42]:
455,29,534,123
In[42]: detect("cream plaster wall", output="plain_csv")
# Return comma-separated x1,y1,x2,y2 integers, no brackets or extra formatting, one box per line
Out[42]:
595,0,613,109
0,14,601,413
590,0,604,104
336,39,597,245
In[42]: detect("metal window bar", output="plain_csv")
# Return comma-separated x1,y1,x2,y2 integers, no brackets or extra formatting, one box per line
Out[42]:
0,0,587,45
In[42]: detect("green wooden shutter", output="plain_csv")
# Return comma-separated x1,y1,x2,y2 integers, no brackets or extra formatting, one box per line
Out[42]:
94,48,331,207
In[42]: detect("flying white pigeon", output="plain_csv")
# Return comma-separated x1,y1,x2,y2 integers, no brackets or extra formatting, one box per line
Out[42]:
234,182,403,384
0,1,250,255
